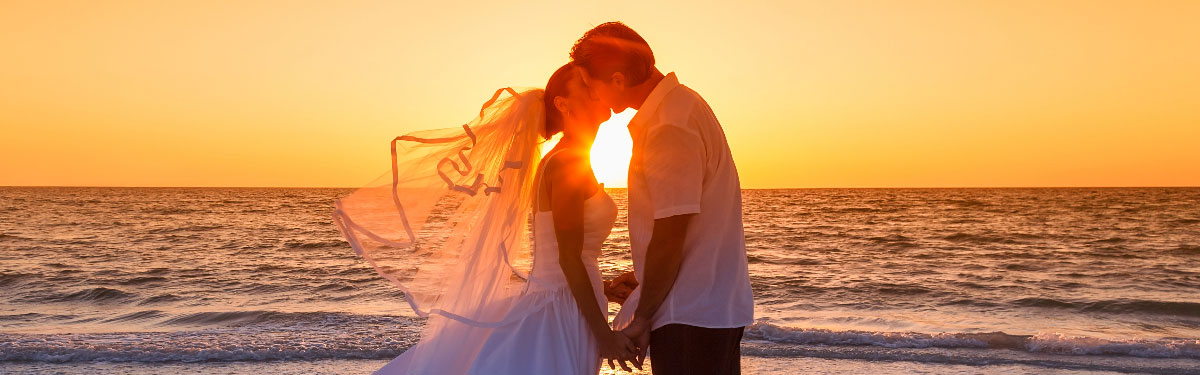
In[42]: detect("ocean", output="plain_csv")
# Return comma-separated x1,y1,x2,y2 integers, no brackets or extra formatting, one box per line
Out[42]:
1,187,1198,374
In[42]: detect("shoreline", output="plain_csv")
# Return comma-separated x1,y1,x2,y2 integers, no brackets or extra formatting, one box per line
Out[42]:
0,356,1165,375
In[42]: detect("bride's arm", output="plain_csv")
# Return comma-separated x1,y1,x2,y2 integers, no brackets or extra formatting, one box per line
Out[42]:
548,152,633,360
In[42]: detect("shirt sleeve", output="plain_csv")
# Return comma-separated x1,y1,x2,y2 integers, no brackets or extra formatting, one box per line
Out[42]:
643,123,705,219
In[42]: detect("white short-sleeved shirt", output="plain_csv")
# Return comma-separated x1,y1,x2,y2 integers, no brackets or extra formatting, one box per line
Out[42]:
619,72,754,330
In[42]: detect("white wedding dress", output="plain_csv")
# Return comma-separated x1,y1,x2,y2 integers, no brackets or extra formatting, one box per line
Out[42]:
375,149,618,375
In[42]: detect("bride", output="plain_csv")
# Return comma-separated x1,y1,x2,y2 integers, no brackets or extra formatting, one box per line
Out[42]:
334,63,638,374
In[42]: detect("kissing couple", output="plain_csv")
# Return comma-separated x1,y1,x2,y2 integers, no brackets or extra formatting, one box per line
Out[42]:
335,21,752,375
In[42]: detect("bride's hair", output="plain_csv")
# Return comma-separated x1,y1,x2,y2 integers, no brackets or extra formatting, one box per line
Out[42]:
542,63,574,139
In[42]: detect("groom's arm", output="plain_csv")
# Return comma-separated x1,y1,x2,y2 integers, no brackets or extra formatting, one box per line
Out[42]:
620,213,692,369
634,123,705,321
620,123,704,368
631,213,693,322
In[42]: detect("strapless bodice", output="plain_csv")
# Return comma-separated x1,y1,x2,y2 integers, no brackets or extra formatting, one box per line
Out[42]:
526,187,617,292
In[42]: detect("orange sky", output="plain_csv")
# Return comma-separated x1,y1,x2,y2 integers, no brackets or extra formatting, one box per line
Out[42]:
2,1,1197,188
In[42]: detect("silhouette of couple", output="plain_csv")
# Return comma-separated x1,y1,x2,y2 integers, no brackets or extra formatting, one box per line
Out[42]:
349,22,752,375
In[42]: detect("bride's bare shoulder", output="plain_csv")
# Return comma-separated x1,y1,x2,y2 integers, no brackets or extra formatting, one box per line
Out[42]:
545,149,596,187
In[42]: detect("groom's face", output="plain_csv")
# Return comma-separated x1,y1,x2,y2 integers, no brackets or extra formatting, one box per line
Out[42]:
578,68,627,114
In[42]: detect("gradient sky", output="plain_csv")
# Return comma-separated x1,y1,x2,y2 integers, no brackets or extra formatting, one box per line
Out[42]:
2,1,1197,188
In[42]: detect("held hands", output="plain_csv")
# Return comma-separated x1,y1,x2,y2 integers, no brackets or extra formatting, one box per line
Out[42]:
603,271,639,305
616,318,651,371
601,271,645,371
601,329,640,372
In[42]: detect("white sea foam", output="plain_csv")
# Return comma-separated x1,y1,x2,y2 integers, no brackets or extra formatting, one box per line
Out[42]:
745,321,1200,360
1027,332,1200,359
5,319,1197,365
745,321,993,349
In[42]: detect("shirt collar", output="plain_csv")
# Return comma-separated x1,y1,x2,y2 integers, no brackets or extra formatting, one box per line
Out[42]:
627,72,679,132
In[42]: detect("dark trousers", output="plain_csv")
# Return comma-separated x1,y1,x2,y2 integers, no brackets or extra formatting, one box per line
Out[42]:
648,324,744,375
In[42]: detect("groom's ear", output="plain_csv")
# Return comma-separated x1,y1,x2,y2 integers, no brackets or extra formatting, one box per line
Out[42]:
610,72,627,89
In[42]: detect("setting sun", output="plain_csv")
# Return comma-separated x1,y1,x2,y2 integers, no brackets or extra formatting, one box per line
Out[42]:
540,109,635,188
589,110,635,188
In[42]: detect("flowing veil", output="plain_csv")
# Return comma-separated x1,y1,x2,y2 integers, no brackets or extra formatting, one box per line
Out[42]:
334,87,548,373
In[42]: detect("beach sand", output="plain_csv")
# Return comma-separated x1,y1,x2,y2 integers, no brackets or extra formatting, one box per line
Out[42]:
0,356,1147,375
0,355,1147,372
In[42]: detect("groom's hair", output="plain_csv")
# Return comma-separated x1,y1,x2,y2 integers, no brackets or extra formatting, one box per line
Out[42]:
570,22,655,87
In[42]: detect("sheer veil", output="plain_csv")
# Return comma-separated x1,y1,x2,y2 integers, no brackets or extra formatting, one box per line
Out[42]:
333,87,549,371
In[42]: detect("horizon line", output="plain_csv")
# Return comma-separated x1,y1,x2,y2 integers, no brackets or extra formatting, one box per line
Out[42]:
2,185,1197,190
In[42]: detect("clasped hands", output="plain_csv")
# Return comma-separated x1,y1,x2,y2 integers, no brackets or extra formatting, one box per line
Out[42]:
603,271,638,305
601,272,647,371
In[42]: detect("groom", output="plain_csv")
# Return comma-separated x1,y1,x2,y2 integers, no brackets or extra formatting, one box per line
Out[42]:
576,22,754,374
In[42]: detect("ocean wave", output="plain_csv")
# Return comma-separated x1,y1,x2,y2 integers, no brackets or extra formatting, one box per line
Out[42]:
0,233,28,240
235,283,293,294
2,313,1199,368
252,264,291,272
0,272,34,287
283,239,349,249
158,311,286,326
314,283,357,292
1089,237,1128,244
1175,244,1200,253
746,321,1200,359
102,310,167,323
938,298,1001,308
3,313,78,322
0,313,56,321
45,221,83,227
836,206,887,213
866,234,919,248
1028,332,1200,359
738,341,1200,375
942,232,1021,244
1014,298,1200,318
943,198,990,207
746,253,824,265
1082,300,1200,318
51,287,137,303
1001,262,1045,271
150,310,399,328
870,283,934,296
119,276,168,285
140,207,202,215
0,332,405,363
746,322,1009,350
137,293,186,305
0,312,421,363
146,225,224,234
139,268,172,276
1012,297,1083,309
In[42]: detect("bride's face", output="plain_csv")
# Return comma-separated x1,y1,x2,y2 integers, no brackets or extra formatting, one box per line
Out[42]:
561,69,612,133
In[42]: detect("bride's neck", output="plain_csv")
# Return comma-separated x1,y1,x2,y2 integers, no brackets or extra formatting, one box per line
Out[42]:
557,121,597,150
557,134,594,152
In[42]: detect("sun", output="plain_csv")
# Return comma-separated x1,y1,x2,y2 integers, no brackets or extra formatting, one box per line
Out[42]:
589,110,635,188
541,110,635,188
